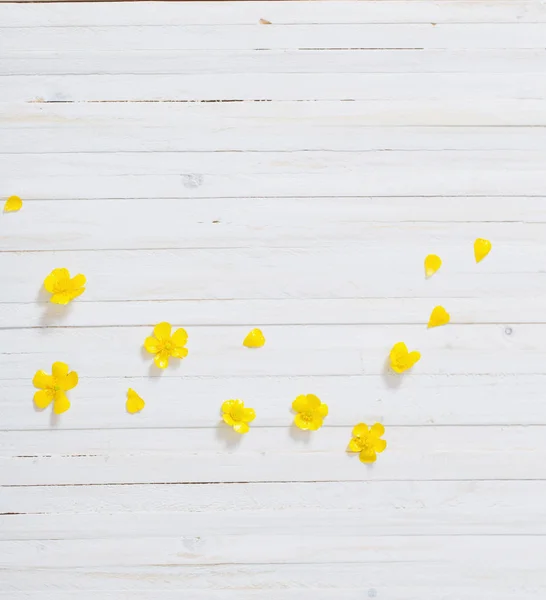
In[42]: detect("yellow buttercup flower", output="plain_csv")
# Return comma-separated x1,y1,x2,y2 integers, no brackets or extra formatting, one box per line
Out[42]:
4,195,23,212
44,268,86,305
428,305,450,328
424,254,442,278
389,342,420,373
474,238,492,263
292,394,328,431
243,328,265,348
126,388,145,414
348,423,387,463
221,399,256,434
33,361,78,415
144,322,188,369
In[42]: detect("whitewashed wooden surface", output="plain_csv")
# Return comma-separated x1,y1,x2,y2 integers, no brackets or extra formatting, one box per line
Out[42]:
1,1,546,597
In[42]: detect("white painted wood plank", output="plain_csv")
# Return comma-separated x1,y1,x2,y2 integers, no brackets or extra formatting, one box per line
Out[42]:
1,374,543,430
3,49,546,76
6,73,546,103
2,1,545,26
1,426,544,485
4,24,546,52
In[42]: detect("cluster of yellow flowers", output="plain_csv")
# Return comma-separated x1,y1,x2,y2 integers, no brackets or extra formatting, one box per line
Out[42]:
6,197,490,466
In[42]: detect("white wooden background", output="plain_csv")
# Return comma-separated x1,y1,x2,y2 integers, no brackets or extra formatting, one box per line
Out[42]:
1,0,546,597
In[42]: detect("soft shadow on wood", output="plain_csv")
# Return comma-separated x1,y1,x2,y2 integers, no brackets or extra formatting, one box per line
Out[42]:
37,287,74,328
381,356,402,389
215,422,244,449
289,424,312,444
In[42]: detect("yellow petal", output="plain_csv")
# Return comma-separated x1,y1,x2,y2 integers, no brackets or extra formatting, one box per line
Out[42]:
373,438,387,453
69,274,86,290
153,322,172,341
4,195,23,212
222,400,236,414
474,238,492,263
359,448,377,463
53,392,71,414
144,336,160,354
294,413,312,430
306,415,324,431
52,362,69,380
243,328,265,348
233,421,250,434
406,351,421,368
154,351,170,369
370,423,385,438
61,370,79,392
348,437,363,452
126,388,145,414
428,305,450,328
424,254,442,278
242,408,256,423
292,394,311,413
171,328,188,347
43,268,70,294
50,292,75,305
33,370,53,390
34,389,54,409
171,346,189,359
352,423,369,438
390,342,420,373
317,402,329,417
305,394,321,410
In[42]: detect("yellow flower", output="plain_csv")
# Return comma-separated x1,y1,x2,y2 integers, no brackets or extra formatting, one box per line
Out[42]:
33,361,78,415
44,268,86,305
474,238,492,263
221,399,256,434
4,195,23,212
424,254,441,278
144,322,188,369
243,328,265,348
292,394,328,431
389,342,420,373
348,423,387,463
126,388,145,414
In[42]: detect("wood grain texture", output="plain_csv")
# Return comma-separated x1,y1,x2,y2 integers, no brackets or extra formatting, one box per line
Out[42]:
1,1,545,598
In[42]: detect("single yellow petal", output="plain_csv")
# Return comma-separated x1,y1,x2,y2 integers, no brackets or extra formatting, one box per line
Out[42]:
373,438,387,453
171,346,189,359
317,402,329,417
424,254,442,278
243,328,265,348
52,362,69,380
370,423,385,438
64,287,85,302
223,413,236,426
33,370,53,390
222,399,236,414
34,389,54,409
348,437,363,452
69,274,86,290
390,342,420,373
4,195,23,212
352,423,369,438
406,351,421,368
171,328,188,347
292,394,311,413
153,322,172,341
233,421,250,434
428,305,450,328
359,448,377,463
126,388,145,414
474,238,492,263
61,370,79,391
305,394,321,410
144,336,160,354
154,351,170,369
242,408,256,423
43,268,70,294
50,292,75,305
53,392,71,414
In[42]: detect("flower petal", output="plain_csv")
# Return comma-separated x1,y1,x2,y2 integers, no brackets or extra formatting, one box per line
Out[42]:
65,287,85,302
292,394,311,413
348,438,363,452
52,362,69,380
305,394,321,410
126,388,145,414
233,421,250,434
153,322,172,341
171,328,188,347
370,423,385,438
144,336,160,354
171,347,188,359
352,423,368,438
359,448,377,463
243,328,266,348
407,351,421,368
424,254,442,278
44,268,70,294
222,400,235,414
53,392,71,415
34,389,54,409
62,371,79,391
50,292,74,305
223,413,236,427
4,195,23,213
427,305,450,329
474,238,492,263
317,403,329,417
294,413,311,430
69,274,87,290
242,408,256,423
33,370,53,390
154,351,170,369
374,438,387,453
307,416,324,431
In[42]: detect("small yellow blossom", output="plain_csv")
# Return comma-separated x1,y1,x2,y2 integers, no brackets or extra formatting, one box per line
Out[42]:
221,399,255,434
33,361,78,415
428,305,450,328
144,322,188,369
389,342,420,373
424,254,442,278
243,328,265,348
348,423,387,463
292,394,328,431
4,195,23,212
126,388,145,414
44,268,86,305
474,238,492,263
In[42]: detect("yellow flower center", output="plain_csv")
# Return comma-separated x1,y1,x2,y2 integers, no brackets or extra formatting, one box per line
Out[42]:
300,411,314,423
230,406,244,421
159,340,174,354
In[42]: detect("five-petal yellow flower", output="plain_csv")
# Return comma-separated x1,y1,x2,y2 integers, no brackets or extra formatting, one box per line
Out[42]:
33,361,78,415
144,322,188,369
44,268,86,305
221,399,256,434
348,423,387,463
292,394,328,431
